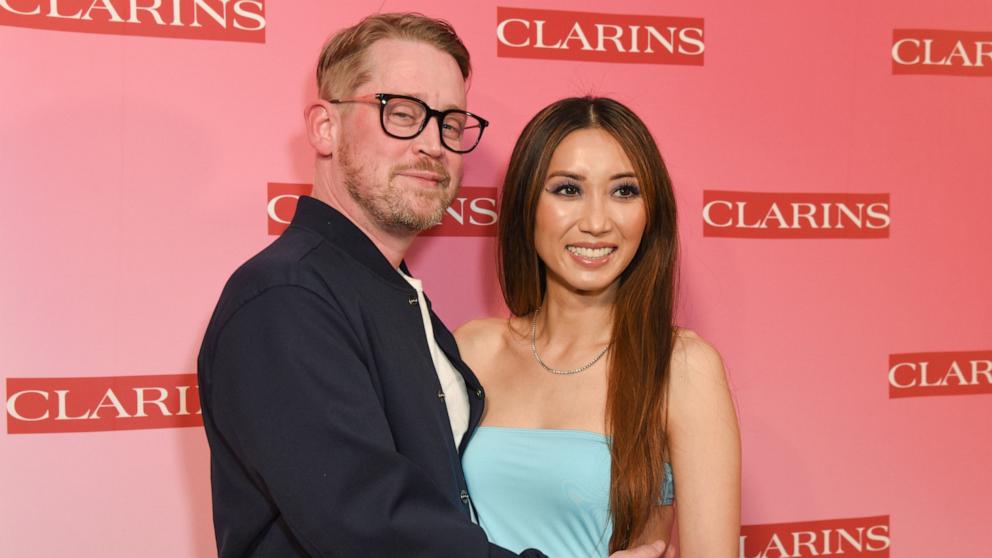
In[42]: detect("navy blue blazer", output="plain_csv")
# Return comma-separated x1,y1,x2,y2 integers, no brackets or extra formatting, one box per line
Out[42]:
198,196,546,557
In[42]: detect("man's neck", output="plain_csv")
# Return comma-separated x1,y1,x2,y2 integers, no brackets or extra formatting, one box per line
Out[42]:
312,183,414,269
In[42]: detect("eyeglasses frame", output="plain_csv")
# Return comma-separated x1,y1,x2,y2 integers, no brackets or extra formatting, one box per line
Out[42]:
327,93,489,154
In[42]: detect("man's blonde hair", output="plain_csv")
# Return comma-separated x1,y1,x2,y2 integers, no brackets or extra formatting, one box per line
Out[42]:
316,13,471,100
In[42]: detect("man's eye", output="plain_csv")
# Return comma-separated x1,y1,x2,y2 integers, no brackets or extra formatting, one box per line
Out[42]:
441,122,464,137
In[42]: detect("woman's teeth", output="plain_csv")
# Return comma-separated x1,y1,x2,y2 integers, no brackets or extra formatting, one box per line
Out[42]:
567,246,615,258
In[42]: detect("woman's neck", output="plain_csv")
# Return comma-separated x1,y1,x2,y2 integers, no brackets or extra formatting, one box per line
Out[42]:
537,278,618,348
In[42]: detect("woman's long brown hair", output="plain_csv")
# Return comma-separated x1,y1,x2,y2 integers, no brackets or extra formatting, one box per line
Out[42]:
497,97,679,553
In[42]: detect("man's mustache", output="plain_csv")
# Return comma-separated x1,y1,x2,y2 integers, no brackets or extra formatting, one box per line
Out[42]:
390,161,451,187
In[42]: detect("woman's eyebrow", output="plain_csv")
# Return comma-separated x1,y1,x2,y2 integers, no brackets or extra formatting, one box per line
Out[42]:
547,171,585,180
546,171,637,180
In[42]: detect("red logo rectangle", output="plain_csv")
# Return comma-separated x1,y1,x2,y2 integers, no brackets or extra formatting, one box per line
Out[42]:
892,29,992,76
0,0,266,43
889,350,992,398
267,183,498,237
420,187,498,237
496,7,704,65
5,374,202,434
740,515,890,557
267,182,312,235
702,191,890,239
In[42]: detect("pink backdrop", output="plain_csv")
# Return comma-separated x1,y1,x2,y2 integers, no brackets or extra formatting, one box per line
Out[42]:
2,1,990,556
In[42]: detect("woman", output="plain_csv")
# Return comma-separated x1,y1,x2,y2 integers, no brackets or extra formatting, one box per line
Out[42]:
456,97,741,557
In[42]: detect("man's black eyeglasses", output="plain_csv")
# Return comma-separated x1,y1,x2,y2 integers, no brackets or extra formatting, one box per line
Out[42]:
328,93,489,154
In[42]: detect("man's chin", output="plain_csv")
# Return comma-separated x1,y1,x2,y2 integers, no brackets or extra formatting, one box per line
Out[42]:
402,196,452,230
377,206,446,234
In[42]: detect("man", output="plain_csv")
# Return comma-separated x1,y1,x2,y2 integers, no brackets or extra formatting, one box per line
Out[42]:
198,12,671,557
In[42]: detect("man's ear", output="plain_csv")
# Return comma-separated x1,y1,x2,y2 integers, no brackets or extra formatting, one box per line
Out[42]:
305,100,338,157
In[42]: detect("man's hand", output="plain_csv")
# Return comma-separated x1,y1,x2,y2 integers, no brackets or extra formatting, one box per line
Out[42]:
609,539,676,558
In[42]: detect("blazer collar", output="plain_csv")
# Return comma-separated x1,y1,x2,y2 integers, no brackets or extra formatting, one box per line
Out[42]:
290,195,413,291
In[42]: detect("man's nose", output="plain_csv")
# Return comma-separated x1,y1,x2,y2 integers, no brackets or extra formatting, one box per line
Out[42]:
413,116,445,158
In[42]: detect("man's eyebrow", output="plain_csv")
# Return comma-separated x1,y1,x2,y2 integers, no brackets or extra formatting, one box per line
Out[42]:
395,92,465,111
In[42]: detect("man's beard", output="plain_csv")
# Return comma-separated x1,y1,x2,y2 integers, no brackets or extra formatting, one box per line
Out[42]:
340,140,456,233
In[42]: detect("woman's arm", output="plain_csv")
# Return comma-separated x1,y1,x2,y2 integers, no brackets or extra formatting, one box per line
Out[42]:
665,330,742,557
632,505,676,550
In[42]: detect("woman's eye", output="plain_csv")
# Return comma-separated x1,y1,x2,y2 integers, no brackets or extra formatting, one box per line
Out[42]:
613,184,641,198
552,184,581,196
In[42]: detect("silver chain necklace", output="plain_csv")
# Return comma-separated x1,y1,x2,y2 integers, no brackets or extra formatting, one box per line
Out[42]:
530,308,610,375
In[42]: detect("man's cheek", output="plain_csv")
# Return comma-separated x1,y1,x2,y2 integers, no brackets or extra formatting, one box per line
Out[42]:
450,160,465,183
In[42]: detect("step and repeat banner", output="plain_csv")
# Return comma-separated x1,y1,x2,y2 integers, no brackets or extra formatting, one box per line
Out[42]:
2,1,989,557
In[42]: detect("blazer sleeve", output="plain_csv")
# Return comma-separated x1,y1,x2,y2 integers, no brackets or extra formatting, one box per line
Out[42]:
204,285,546,558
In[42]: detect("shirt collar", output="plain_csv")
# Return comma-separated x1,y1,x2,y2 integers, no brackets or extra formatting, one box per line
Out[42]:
289,195,414,291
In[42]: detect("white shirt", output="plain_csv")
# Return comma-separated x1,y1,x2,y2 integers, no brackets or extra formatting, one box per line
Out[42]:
400,271,470,449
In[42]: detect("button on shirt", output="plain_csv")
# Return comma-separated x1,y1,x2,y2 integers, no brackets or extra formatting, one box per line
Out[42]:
400,271,470,448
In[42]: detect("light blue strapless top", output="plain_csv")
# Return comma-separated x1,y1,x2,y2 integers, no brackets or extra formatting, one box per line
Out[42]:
462,426,674,558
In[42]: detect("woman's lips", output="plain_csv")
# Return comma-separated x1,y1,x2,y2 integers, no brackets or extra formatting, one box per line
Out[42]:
566,244,617,267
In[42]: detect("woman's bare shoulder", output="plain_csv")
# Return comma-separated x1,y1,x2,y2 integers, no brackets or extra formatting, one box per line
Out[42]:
454,317,511,358
670,328,726,384
667,328,737,435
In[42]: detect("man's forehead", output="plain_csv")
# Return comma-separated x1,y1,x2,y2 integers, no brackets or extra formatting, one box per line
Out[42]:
363,39,467,108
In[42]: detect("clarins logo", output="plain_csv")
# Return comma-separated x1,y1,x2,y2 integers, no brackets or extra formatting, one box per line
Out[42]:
702,191,891,239
5,373,202,434
0,0,266,42
266,182,498,237
496,7,704,65
892,29,992,76
889,350,992,398
740,515,890,558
